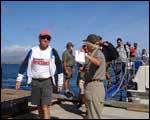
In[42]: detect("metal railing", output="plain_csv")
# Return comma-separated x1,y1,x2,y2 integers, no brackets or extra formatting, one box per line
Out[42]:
105,56,149,101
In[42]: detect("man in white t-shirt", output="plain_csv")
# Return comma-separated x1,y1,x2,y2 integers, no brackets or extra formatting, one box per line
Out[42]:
16,30,63,119
115,38,130,85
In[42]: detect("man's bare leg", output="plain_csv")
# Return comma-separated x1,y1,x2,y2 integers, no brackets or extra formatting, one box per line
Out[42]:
64,78,70,92
42,104,50,119
37,105,43,119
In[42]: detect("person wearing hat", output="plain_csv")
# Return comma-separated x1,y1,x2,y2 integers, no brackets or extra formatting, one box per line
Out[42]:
15,30,63,119
83,34,106,119
62,42,75,98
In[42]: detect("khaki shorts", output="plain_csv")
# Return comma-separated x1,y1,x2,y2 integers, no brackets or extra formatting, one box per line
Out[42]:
64,66,73,79
30,78,53,105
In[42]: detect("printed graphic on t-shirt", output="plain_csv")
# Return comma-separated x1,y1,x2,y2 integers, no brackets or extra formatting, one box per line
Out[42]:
32,58,50,65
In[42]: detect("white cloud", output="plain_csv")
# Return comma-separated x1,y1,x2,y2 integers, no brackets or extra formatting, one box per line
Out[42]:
1,45,31,56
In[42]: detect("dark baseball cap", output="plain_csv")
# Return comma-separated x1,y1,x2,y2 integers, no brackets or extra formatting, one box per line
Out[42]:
66,42,74,48
97,35,103,40
83,34,100,44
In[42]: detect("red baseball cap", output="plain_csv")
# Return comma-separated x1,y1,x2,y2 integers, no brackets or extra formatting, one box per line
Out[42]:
39,30,51,37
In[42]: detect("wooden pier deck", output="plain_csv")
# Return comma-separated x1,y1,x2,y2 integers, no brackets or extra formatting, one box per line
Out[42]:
1,88,79,119
1,89,31,118
8,101,150,119
1,88,149,119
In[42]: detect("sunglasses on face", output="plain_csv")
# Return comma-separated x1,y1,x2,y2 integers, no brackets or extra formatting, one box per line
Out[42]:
40,35,51,41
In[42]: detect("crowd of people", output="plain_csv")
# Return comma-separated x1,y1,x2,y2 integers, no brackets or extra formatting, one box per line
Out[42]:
15,29,149,119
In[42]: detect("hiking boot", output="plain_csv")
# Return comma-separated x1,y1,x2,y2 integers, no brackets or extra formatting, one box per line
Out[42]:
65,91,74,98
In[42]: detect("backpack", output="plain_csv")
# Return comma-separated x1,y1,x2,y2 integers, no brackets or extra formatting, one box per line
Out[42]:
124,44,128,57
101,41,119,62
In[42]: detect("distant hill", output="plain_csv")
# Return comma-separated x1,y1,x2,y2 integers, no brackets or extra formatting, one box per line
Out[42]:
1,45,63,64
1,55,24,64
1,45,31,64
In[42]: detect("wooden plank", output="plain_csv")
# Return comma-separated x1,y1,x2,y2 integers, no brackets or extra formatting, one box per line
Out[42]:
1,89,31,119
127,107,149,113
104,100,149,112
1,89,31,102
1,89,79,118
2,88,149,118
1,97,30,119
127,90,149,99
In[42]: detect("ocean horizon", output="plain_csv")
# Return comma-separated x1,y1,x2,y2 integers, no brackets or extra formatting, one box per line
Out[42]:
1,64,80,96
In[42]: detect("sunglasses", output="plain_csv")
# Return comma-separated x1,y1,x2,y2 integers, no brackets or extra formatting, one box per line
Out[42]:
40,35,51,41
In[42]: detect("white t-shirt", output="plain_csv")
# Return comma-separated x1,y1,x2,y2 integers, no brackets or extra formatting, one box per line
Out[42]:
31,46,51,78
116,45,130,63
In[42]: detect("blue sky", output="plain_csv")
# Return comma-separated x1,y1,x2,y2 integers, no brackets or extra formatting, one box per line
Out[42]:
1,1,149,61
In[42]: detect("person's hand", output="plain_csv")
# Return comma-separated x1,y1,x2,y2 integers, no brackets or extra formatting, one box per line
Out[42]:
57,86,62,92
16,81,21,90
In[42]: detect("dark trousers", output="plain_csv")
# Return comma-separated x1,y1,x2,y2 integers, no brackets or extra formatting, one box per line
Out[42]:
114,62,126,84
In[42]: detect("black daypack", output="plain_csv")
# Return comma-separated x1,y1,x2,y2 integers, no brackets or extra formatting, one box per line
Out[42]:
101,41,119,62
123,44,128,57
